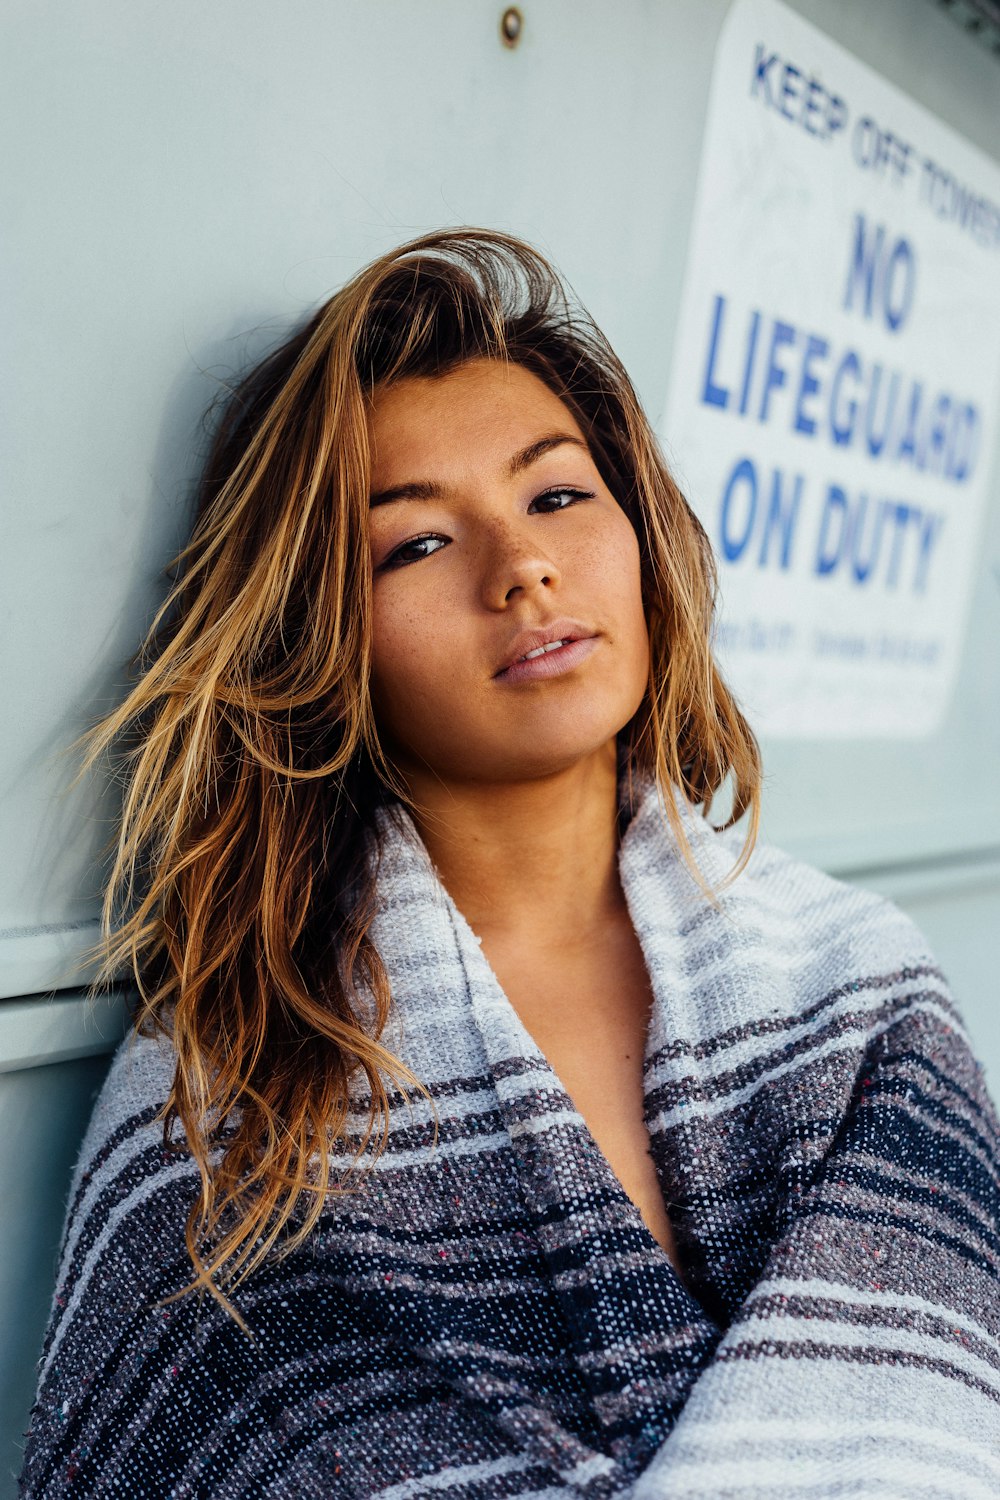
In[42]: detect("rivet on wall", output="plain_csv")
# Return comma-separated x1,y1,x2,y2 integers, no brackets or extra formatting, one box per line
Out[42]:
500,7,524,49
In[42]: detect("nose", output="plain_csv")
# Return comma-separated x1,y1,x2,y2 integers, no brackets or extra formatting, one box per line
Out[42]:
478,517,561,607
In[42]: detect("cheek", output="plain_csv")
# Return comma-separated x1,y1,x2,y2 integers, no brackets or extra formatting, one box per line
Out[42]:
371,599,417,701
585,508,647,638
600,517,651,698
369,591,455,733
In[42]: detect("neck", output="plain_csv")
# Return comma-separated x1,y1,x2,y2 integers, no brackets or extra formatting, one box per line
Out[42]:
397,741,627,950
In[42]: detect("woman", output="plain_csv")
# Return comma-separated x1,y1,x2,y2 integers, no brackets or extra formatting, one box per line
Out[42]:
20,229,999,1498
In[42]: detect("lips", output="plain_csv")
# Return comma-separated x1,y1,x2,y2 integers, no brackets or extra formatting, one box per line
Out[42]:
494,618,597,677
494,636,600,685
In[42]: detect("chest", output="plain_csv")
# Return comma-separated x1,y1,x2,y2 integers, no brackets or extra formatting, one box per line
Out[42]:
477,925,691,1289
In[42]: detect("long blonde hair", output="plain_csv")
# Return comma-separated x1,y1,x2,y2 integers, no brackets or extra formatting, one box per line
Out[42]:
81,227,762,1329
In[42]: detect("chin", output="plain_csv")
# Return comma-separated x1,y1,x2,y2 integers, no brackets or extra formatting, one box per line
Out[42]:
444,726,624,785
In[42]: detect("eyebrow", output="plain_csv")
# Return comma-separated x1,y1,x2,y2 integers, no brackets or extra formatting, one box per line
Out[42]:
369,432,590,508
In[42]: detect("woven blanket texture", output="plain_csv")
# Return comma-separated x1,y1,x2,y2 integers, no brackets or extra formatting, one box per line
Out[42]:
17,773,1000,1498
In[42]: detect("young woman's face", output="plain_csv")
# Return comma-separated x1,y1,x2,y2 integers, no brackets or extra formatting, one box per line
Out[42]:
366,357,650,789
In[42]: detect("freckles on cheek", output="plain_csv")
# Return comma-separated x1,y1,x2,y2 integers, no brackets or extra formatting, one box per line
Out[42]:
578,514,642,603
372,605,432,709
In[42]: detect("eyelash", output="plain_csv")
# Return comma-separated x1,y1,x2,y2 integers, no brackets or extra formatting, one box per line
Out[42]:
380,486,595,570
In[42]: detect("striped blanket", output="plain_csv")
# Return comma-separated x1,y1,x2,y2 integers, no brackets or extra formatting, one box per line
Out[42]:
19,773,1000,1497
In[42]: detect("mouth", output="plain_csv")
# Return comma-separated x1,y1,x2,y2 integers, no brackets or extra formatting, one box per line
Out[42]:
513,635,576,664
493,633,600,685
494,618,597,678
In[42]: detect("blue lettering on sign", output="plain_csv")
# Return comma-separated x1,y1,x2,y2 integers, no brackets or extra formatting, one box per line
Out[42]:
718,457,803,570
759,468,803,568
751,45,780,103
701,294,731,409
750,42,846,140
915,512,946,591
843,213,916,332
696,291,977,485
686,106,965,666
847,493,886,584
758,320,796,422
793,334,829,437
812,483,946,591
894,383,925,467
852,115,915,188
863,367,901,457
920,155,1000,250
713,461,947,594
947,403,979,482
719,457,758,561
738,310,761,415
919,392,951,470
884,502,913,588
829,352,861,446
815,484,849,575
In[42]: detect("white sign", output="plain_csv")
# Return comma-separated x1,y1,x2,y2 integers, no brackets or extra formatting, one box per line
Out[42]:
661,0,1000,737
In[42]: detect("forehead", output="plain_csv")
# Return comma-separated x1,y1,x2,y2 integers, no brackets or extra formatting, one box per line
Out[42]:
367,358,585,479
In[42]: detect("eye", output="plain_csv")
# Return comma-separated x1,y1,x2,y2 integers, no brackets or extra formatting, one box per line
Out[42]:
378,487,595,571
380,533,448,570
529,486,595,512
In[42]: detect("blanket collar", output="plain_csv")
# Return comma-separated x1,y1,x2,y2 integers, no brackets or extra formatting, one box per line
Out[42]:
360,771,735,1332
